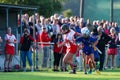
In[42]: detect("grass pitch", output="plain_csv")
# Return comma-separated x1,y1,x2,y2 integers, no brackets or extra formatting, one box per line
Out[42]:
0,69,120,80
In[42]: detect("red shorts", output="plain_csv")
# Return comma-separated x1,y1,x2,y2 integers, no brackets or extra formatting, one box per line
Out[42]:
107,48,117,55
5,44,15,55
67,45,77,54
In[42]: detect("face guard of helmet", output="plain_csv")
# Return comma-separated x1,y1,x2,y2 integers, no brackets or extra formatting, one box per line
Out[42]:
81,27,90,38
61,24,69,34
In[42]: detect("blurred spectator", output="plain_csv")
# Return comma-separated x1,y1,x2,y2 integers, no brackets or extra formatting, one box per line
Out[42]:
105,28,118,69
74,21,81,33
93,20,98,28
22,16,28,30
28,16,35,37
0,36,2,42
17,14,20,27
95,26,111,71
35,19,42,42
86,19,94,33
53,33,63,71
35,19,42,34
51,19,61,42
35,13,40,20
40,27,52,68
79,19,84,29
4,27,17,72
19,28,35,72
103,23,109,35
53,13,59,19
44,18,53,36
24,13,29,23
114,22,119,34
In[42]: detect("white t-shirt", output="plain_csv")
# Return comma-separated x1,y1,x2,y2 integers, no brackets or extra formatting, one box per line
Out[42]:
63,29,76,47
5,34,16,47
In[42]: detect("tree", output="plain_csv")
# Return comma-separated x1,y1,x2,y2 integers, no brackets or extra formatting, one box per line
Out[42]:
0,0,62,17
62,9,72,17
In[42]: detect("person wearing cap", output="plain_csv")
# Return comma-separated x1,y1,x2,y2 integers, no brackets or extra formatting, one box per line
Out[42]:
19,28,35,72
4,27,17,72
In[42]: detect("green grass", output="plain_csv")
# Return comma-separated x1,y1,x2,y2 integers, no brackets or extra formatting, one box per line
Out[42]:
0,69,120,80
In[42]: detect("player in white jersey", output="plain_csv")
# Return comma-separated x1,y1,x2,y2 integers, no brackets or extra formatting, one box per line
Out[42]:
58,24,80,74
4,27,17,72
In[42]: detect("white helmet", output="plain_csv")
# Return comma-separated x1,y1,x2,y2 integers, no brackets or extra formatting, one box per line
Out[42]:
81,27,90,35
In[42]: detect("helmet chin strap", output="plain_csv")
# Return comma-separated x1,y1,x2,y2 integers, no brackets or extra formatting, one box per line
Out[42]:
63,30,70,34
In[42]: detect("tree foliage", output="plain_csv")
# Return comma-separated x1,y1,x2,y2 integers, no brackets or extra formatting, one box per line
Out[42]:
62,9,72,17
0,0,62,17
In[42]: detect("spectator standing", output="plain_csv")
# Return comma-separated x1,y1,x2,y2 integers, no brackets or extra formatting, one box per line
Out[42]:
105,28,118,69
19,28,34,72
51,19,61,42
95,26,111,71
53,33,63,71
114,22,119,34
40,27,52,68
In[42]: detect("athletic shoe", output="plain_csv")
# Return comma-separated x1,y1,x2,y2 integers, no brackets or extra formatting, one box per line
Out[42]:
84,72,87,74
31,69,34,72
88,70,92,74
8,67,12,72
65,68,68,72
96,70,101,75
23,68,26,72
4,67,8,72
111,66,114,70
69,65,77,74
53,69,59,72
104,67,108,70
69,70,76,74
61,68,64,71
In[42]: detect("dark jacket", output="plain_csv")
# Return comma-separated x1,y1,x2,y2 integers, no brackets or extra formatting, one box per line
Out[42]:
20,35,34,51
97,32,111,51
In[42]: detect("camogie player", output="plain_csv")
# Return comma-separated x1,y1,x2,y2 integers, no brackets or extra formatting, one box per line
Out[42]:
58,24,80,74
76,27,99,74
4,27,17,72
87,31,101,74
